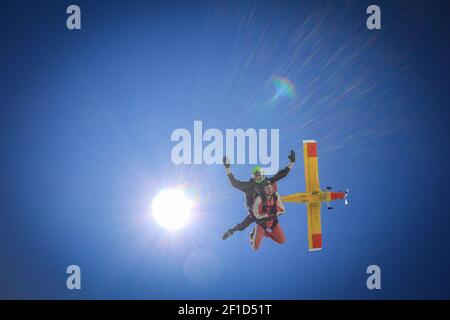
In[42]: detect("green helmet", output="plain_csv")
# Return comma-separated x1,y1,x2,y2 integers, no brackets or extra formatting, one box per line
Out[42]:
252,165,262,175
252,166,265,183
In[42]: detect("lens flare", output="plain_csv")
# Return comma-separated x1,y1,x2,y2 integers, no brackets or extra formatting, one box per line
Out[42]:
271,77,296,103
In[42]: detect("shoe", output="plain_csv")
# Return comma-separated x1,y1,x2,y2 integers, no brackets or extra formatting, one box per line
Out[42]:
249,227,256,247
222,229,234,240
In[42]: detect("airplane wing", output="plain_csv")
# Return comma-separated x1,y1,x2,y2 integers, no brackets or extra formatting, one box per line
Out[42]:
303,140,321,193
307,202,323,251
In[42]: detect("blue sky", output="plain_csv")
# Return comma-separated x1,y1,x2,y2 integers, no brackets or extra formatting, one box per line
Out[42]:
0,0,449,299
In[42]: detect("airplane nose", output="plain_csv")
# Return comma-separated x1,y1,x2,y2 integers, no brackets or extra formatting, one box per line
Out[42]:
330,192,345,200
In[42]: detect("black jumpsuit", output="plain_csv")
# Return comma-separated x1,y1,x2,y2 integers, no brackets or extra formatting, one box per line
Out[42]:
227,166,291,232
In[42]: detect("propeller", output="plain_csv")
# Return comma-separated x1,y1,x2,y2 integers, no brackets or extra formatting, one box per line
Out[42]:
344,188,349,205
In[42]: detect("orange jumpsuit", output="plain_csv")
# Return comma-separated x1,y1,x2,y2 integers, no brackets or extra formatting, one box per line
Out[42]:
251,193,286,250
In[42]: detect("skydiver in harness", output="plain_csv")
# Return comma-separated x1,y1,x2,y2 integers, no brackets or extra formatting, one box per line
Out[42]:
250,180,286,250
221,150,295,243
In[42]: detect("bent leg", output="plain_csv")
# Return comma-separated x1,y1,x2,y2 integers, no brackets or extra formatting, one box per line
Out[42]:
232,213,255,232
266,224,286,244
223,213,255,240
252,225,266,250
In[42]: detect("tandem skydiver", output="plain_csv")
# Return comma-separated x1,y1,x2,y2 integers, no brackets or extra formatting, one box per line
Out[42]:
250,180,286,250
221,150,295,241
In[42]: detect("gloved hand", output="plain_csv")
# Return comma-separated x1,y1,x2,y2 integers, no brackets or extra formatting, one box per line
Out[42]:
262,204,267,214
288,150,296,163
270,205,277,216
223,156,230,168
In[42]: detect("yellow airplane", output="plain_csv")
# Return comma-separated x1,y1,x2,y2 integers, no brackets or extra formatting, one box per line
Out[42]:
281,140,348,252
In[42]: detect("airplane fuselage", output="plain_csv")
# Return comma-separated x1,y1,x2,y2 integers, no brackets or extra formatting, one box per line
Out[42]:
281,191,345,204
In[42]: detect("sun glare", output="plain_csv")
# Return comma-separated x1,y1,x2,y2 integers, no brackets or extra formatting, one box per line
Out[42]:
151,189,192,231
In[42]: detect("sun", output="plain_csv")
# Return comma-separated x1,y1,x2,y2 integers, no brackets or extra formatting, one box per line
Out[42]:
151,189,192,231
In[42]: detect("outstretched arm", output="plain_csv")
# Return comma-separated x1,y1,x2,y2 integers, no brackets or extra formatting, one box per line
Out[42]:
271,150,296,182
223,156,251,192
